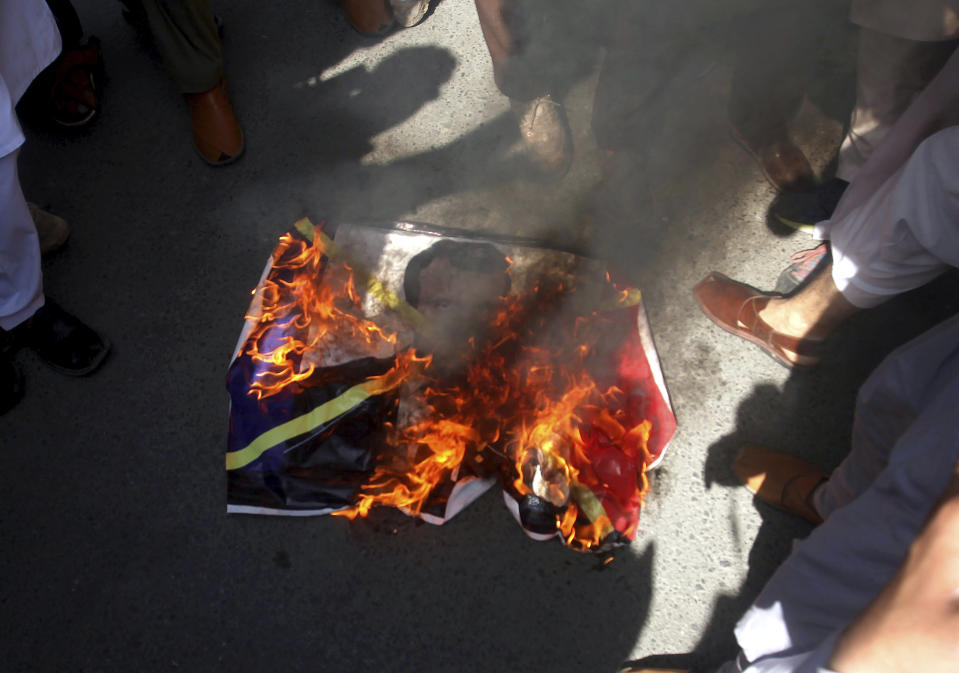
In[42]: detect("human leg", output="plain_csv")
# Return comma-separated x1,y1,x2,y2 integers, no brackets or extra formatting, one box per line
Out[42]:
727,2,818,192
732,311,959,529
733,444,826,525
755,261,858,343
695,126,959,365
132,0,221,93
0,149,109,398
836,30,957,182
731,317,959,669
762,123,959,333
827,459,959,673
771,31,956,232
629,320,959,670
0,150,44,332
473,0,572,175
473,0,541,101
44,0,83,46
27,203,69,256
811,312,959,517
730,132,959,516
19,0,102,128
130,0,243,164
341,0,394,36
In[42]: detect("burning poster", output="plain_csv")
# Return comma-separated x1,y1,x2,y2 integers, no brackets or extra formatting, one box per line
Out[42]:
226,219,676,552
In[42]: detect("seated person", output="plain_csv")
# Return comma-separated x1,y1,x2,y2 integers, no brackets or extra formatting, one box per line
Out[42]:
693,48,959,368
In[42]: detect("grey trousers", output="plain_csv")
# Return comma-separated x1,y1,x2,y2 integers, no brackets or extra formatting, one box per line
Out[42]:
126,0,223,93
836,28,957,181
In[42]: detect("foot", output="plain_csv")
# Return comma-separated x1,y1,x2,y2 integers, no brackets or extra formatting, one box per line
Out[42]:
771,177,849,233
389,0,429,27
341,0,394,35
734,444,826,525
774,242,831,295
0,353,24,415
693,272,822,367
185,79,244,166
7,300,110,376
730,125,815,193
28,203,70,256
512,95,573,177
46,37,104,128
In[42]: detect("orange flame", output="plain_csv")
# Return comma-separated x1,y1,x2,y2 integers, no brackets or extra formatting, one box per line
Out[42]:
244,228,398,400
337,286,654,550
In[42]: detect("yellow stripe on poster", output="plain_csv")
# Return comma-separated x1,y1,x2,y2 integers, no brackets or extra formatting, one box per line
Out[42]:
226,380,378,471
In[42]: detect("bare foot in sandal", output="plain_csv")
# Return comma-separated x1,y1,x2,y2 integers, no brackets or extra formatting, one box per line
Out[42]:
46,37,104,128
694,260,861,368
20,36,103,129
734,444,827,525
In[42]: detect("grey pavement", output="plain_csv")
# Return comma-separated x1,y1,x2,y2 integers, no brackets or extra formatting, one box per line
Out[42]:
4,1,959,672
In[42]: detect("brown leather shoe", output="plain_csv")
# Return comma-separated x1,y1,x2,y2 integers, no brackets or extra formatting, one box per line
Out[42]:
389,0,429,27
730,125,815,193
185,79,244,166
512,95,573,177
342,0,394,35
692,272,822,368
735,444,826,525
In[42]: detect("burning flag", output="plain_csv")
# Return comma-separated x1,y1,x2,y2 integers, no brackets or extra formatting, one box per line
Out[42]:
226,219,676,552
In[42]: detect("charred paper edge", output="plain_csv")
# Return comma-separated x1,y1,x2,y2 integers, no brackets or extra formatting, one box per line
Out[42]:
635,302,672,471
227,504,345,516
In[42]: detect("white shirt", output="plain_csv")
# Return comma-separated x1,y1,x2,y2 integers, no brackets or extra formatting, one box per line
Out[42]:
0,0,61,157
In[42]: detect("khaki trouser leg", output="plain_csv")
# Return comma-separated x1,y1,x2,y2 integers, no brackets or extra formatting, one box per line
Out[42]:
132,0,223,94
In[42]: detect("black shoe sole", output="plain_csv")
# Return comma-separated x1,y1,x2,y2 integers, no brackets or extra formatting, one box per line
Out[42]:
37,336,111,377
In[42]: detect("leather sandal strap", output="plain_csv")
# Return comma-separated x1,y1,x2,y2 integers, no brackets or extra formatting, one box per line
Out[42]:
781,473,827,525
770,329,822,357
738,296,822,358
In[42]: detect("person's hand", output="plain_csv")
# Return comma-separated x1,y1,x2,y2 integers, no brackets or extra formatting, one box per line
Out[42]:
828,460,959,673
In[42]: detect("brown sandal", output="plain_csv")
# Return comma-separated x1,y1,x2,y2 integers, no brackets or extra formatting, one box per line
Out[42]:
734,444,827,525
47,36,104,128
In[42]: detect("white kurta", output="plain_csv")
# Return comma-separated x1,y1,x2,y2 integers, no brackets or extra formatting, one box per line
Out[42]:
828,127,959,309
0,0,60,329
0,0,61,156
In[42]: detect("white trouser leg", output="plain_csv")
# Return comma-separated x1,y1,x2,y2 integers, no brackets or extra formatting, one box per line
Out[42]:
814,311,959,515
829,126,959,308
0,148,43,330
